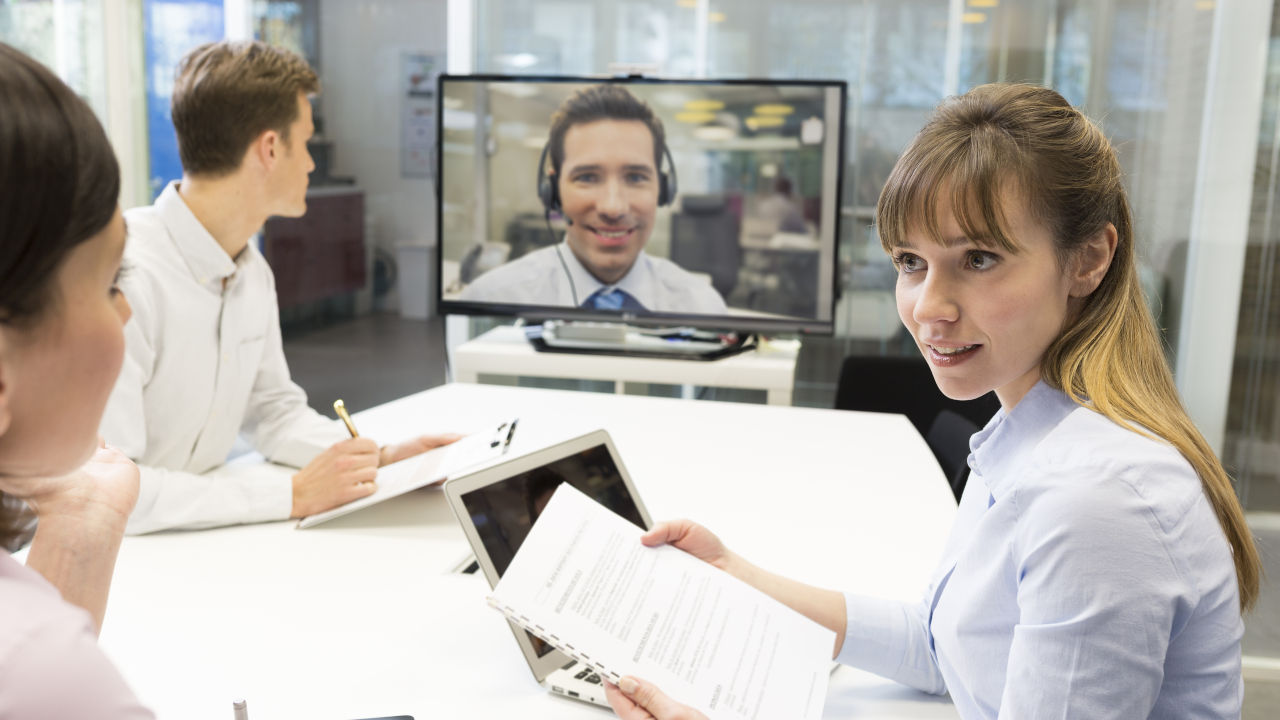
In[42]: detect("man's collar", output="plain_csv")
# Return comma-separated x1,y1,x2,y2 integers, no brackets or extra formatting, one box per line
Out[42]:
560,242,650,302
154,181,243,284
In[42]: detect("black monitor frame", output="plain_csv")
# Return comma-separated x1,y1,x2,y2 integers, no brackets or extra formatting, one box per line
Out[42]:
435,73,848,336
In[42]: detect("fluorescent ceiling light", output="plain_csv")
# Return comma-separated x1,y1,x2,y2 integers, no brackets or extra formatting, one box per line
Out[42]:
693,125,736,142
746,116,785,130
753,103,794,116
684,99,725,111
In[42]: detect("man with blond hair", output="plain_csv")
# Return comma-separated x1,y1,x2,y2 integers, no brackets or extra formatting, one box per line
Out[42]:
101,41,455,534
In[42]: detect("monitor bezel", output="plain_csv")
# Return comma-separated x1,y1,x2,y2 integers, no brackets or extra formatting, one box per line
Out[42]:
434,72,849,336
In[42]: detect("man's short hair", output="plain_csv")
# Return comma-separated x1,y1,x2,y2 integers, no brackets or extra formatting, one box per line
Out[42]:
547,85,665,174
171,40,319,177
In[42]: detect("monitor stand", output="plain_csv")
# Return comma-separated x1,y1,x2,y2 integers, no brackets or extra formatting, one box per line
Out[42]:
523,320,758,361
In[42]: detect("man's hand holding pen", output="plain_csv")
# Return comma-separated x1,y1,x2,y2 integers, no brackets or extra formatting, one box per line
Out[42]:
287,399,465,519
289,399,379,519
289,436,380,519
335,397,463,467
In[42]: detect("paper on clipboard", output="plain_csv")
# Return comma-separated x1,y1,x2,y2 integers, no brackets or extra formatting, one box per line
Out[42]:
296,417,518,529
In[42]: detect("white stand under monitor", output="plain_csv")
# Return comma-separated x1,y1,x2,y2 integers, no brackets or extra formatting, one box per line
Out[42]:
453,324,799,405
527,320,758,361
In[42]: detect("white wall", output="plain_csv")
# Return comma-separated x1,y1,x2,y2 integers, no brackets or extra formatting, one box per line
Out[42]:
318,0,448,311
1176,0,1274,453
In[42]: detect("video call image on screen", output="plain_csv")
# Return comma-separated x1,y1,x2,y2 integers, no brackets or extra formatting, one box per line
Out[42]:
438,76,846,333
459,444,646,658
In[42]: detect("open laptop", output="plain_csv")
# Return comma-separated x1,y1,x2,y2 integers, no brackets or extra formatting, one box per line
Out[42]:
443,429,652,708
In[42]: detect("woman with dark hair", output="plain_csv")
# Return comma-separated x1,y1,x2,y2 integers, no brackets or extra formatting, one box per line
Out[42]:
0,43,152,717
607,83,1259,720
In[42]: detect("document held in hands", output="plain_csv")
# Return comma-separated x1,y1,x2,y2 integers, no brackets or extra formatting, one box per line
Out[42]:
487,484,834,720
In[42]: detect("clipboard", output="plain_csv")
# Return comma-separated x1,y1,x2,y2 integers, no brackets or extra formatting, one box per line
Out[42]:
296,417,518,529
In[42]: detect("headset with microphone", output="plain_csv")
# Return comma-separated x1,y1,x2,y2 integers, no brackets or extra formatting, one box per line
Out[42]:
536,136,679,308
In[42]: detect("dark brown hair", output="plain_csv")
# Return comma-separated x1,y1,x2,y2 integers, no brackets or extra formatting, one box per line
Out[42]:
0,43,120,547
171,40,319,177
877,82,1261,611
547,85,665,174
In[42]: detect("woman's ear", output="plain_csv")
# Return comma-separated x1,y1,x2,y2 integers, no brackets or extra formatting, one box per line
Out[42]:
1070,222,1118,298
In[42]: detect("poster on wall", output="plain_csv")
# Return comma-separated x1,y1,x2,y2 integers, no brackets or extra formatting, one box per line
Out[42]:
402,52,442,179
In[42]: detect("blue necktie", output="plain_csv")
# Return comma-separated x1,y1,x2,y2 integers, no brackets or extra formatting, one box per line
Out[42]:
582,288,647,312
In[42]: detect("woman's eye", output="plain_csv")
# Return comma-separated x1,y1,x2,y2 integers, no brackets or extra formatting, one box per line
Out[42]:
110,263,131,296
573,172,598,184
627,172,651,184
893,252,924,272
966,251,997,270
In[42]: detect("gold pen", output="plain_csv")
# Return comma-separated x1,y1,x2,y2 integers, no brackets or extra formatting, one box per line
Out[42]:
333,399,359,437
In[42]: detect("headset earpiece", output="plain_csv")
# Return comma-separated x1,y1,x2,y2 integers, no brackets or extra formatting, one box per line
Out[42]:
657,143,678,207
536,142,560,213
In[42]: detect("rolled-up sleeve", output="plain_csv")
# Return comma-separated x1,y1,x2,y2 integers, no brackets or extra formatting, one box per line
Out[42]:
837,592,948,695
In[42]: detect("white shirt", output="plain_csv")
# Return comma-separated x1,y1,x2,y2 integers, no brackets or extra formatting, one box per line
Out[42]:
458,243,728,314
837,381,1242,719
101,182,346,534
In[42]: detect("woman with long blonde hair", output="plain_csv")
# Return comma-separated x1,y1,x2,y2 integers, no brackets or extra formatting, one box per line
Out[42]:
606,83,1260,720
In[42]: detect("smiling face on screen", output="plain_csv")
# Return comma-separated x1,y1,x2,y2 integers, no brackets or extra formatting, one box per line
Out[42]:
556,119,659,285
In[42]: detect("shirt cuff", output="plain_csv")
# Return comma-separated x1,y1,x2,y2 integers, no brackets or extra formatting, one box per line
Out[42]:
236,463,295,523
836,592,947,695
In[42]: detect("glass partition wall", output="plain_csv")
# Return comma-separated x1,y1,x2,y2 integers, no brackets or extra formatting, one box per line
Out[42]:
470,0,1217,395
471,0,1278,702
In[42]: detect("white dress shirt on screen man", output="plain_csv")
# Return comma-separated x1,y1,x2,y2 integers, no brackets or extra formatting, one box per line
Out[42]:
100,40,456,535
460,85,727,315
459,242,726,314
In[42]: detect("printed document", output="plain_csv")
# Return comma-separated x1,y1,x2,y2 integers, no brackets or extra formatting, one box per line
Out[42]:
488,484,834,720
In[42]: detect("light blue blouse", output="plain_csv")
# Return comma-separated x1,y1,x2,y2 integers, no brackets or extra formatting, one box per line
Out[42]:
837,381,1243,718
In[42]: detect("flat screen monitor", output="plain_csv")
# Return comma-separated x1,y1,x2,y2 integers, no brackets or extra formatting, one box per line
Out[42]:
436,74,847,335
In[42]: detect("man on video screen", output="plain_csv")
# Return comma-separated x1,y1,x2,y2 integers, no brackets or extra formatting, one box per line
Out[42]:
460,85,728,314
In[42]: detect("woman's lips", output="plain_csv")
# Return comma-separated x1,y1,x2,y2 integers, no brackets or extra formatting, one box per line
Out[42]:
925,343,980,367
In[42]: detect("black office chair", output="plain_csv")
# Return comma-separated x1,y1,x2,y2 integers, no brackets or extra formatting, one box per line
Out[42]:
669,194,741,299
834,354,1000,502
926,409,983,502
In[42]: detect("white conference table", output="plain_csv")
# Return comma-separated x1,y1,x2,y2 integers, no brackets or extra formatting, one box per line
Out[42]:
100,382,960,720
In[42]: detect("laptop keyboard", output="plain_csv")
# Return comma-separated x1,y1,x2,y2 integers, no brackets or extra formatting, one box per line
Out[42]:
565,661,602,685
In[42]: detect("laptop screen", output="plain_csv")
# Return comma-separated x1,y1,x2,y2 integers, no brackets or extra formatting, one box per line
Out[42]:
458,442,647,658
